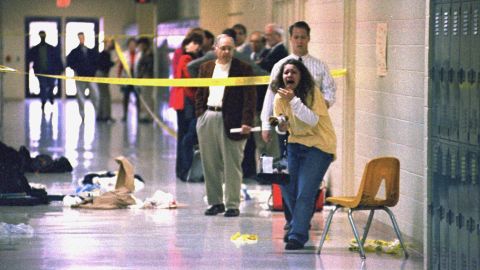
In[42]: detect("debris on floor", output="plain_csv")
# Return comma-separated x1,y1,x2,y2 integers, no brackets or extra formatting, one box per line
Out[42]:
135,190,177,209
230,232,258,247
0,222,34,237
349,238,405,255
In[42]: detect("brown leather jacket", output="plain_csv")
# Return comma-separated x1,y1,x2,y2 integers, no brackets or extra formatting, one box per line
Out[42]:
195,58,256,140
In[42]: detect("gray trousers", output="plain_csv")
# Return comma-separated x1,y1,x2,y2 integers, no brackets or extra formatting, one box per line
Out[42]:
138,86,155,120
196,110,247,209
75,80,99,118
95,70,111,120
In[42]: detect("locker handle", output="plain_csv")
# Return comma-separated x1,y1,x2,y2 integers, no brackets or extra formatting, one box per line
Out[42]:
446,210,454,225
457,69,465,84
448,68,454,83
467,69,475,84
438,206,445,220
429,67,435,80
440,67,445,82
456,213,464,229
466,218,475,233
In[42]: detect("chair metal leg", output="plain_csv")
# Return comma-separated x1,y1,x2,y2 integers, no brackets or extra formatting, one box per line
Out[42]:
382,206,409,258
347,209,366,259
317,205,340,254
361,209,375,245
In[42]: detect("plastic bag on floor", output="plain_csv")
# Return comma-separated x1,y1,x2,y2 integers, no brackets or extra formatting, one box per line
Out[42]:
63,195,84,207
0,222,34,237
140,190,177,209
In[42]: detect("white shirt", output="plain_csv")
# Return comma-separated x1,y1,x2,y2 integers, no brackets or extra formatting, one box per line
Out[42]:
207,60,231,107
260,53,336,129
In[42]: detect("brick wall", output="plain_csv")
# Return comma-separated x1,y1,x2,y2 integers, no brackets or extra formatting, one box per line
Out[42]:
354,0,426,248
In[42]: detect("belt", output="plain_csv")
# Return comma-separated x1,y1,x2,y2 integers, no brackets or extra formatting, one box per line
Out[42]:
207,106,222,112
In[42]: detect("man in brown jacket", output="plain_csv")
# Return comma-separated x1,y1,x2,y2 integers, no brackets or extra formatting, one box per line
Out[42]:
195,34,256,217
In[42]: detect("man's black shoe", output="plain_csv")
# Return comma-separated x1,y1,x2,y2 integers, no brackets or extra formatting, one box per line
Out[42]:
285,239,304,250
224,209,240,217
204,204,225,215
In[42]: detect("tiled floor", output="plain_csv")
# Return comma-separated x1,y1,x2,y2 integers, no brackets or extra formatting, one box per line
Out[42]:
0,100,424,270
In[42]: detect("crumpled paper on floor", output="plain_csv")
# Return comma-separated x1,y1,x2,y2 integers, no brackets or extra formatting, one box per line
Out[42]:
230,232,258,247
349,238,405,255
132,190,177,209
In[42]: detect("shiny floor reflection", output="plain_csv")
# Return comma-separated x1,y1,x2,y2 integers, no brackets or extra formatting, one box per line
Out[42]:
0,100,424,270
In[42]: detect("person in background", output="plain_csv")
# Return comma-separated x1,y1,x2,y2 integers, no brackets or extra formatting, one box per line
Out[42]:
258,24,289,159
175,33,204,181
137,37,154,123
249,31,269,63
195,34,256,217
95,38,115,122
232,23,251,57
202,30,215,54
66,32,99,120
272,59,336,250
27,30,63,111
170,30,205,181
248,30,280,167
258,23,289,73
117,37,142,122
187,28,268,78
171,27,205,77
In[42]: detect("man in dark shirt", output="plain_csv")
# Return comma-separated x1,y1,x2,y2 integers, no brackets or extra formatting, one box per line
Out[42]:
27,31,63,110
66,32,99,120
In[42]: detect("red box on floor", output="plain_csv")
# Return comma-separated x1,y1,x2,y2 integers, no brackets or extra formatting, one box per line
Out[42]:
271,184,325,211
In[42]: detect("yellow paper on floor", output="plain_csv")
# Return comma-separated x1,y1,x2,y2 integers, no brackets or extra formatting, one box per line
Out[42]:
230,232,258,247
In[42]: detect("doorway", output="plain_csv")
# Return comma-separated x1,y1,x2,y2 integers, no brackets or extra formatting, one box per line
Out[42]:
24,17,62,98
64,18,99,97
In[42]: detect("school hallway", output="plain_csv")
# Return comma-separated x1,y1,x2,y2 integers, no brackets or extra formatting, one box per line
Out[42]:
0,100,423,270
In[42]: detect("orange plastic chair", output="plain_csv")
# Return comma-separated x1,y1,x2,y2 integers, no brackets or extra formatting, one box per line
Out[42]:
317,157,409,259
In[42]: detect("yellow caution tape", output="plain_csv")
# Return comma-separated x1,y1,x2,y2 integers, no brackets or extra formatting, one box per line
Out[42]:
0,65,17,73
114,40,132,78
0,66,346,87
1,59,346,140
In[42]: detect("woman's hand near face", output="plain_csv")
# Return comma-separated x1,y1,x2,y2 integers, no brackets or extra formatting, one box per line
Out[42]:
278,87,295,101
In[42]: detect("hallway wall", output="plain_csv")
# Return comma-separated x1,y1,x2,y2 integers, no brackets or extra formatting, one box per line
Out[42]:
0,0,137,100
353,0,427,249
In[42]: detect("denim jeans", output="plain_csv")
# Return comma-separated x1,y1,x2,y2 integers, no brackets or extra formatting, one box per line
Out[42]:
281,143,333,245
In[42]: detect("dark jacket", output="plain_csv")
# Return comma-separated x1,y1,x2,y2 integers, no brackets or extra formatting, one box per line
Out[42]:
258,43,289,72
66,45,98,77
27,42,63,75
195,58,256,141
96,50,114,74
137,50,154,78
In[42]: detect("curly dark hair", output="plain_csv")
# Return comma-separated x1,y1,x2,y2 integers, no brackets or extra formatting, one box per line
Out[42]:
270,59,315,107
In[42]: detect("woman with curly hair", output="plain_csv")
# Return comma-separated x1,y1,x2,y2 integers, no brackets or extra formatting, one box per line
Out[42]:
272,59,336,250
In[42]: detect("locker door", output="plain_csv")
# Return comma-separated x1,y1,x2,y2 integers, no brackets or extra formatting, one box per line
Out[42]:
459,2,472,144
439,143,451,270
467,150,479,270
439,3,452,140
471,3,480,147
